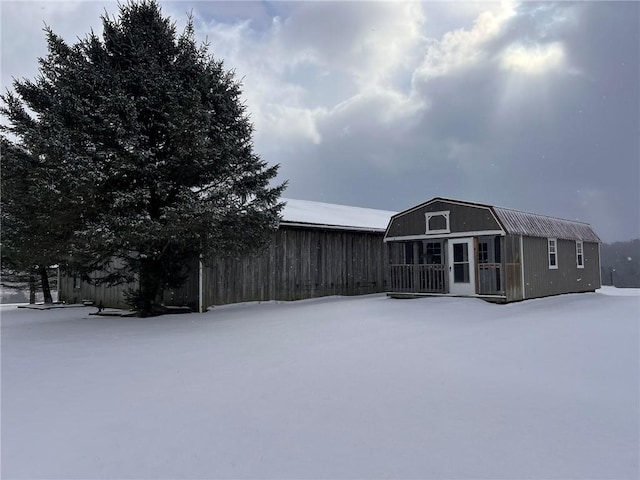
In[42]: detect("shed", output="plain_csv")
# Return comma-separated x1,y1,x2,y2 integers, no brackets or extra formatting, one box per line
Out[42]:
384,197,601,302
59,198,396,310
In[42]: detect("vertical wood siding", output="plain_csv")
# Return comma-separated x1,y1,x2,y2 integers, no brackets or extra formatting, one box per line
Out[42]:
388,242,406,264
522,237,601,299
60,227,389,309
504,235,523,302
58,264,137,309
199,226,389,307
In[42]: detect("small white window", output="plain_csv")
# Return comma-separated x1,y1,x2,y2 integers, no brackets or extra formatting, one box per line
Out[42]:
576,241,584,269
548,238,558,269
425,210,450,234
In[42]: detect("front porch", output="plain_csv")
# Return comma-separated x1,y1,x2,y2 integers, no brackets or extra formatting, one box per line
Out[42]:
387,236,506,300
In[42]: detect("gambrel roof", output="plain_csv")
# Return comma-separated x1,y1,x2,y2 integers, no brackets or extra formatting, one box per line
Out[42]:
387,197,601,243
492,206,601,243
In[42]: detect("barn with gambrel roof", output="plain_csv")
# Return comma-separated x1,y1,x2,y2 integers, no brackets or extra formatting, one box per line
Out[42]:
384,197,601,302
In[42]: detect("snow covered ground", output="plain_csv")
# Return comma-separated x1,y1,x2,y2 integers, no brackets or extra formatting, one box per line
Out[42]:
2,288,638,479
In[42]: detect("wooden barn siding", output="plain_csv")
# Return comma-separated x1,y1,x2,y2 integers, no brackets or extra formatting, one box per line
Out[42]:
387,200,500,238
60,227,389,309
388,242,406,264
200,226,389,307
59,269,136,308
522,237,601,299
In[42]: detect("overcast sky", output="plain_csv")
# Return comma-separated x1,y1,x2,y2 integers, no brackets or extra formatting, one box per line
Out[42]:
2,1,639,242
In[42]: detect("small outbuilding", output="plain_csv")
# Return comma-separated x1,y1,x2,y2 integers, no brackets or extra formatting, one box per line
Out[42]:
59,199,396,310
384,197,601,302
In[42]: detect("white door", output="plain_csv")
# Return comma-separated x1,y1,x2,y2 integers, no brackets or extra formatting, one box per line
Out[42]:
448,238,476,295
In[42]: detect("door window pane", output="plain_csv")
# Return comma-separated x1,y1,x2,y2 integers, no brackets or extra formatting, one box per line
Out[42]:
453,242,470,283
454,264,470,283
453,243,468,263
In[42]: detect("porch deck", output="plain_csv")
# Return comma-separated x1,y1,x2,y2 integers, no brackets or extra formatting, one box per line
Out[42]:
386,291,508,303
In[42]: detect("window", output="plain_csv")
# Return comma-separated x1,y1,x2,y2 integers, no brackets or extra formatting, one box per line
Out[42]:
478,242,489,263
73,273,82,289
425,210,450,234
576,241,584,269
423,241,442,264
548,238,558,269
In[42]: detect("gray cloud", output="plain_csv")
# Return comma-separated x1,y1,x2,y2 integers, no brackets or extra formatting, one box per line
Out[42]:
1,1,638,242
276,2,639,242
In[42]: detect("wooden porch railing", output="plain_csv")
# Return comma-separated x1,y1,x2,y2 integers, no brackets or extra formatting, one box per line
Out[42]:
391,263,502,295
390,264,413,291
389,264,446,293
477,263,502,295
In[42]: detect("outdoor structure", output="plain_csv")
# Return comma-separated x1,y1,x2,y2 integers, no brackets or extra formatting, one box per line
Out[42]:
59,199,395,310
384,197,601,302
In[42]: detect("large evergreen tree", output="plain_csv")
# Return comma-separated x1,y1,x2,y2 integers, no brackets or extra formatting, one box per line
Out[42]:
1,1,286,314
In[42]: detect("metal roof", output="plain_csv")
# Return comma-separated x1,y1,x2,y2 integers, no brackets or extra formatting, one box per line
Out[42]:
280,197,600,241
492,206,601,242
280,198,396,232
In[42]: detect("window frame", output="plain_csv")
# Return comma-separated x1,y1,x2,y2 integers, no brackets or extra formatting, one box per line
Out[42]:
425,210,450,235
548,238,558,269
576,240,584,269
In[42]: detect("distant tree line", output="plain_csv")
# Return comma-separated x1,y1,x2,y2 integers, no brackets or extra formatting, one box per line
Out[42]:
600,239,640,288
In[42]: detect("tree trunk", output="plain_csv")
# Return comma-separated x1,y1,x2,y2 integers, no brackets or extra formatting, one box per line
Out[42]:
138,258,165,316
39,265,53,304
29,273,36,304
